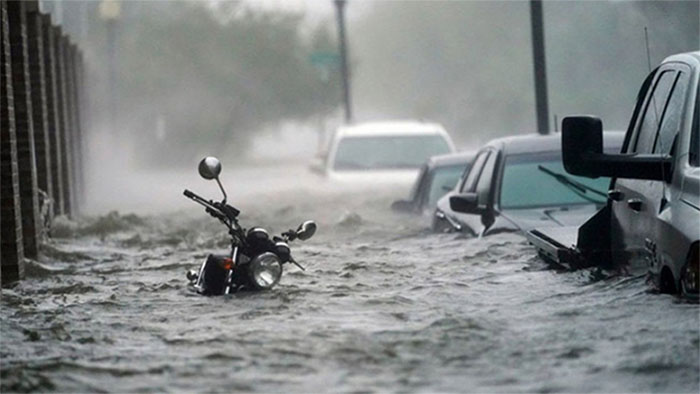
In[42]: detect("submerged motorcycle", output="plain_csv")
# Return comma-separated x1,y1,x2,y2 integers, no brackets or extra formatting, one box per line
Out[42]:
184,157,316,295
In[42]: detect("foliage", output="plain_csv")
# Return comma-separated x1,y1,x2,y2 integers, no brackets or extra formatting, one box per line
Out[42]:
82,1,340,165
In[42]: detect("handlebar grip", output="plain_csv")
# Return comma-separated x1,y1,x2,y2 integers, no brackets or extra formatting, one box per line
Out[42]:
183,189,195,198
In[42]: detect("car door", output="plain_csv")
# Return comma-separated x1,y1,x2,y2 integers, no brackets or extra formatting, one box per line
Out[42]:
472,149,500,236
609,65,686,272
445,149,491,234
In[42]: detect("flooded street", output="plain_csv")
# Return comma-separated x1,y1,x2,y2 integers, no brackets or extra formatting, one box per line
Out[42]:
1,164,698,393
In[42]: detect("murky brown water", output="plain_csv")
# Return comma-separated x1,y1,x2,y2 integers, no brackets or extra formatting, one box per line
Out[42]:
1,165,698,393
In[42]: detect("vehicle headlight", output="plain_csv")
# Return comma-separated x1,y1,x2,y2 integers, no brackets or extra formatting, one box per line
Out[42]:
248,252,282,290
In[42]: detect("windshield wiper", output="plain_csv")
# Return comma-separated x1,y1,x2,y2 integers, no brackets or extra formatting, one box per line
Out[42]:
537,165,607,203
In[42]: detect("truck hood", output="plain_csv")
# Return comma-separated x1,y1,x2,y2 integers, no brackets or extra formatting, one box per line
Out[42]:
501,204,601,231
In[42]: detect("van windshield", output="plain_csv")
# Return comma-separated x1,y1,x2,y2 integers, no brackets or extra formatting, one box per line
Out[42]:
500,152,610,209
333,135,451,170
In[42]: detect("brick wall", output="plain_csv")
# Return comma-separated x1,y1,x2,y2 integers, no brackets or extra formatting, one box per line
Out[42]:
26,8,53,218
0,0,25,284
7,0,40,258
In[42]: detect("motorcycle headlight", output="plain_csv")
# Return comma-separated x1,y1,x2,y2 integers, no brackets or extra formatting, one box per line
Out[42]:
248,252,282,290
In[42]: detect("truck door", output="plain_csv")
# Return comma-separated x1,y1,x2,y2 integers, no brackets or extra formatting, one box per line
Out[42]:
610,65,689,272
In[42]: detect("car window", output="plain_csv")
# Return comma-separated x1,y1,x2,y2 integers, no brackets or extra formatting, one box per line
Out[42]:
500,152,610,209
476,151,498,207
653,70,689,155
632,70,677,153
461,150,489,192
427,164,466,208
691,79,700,167
333,135,451,170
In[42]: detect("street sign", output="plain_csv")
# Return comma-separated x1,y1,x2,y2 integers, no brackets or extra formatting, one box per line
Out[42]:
309,52,340,67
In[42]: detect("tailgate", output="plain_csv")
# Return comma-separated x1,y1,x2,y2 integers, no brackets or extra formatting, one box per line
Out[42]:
526,227,583,268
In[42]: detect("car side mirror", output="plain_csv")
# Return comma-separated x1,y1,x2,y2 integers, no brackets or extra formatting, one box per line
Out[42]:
449,193,482,214
562,116,672,181
391,199,414,213
309,159,325,175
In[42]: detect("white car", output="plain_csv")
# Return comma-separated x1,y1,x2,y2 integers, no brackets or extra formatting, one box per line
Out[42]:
313,121,456,186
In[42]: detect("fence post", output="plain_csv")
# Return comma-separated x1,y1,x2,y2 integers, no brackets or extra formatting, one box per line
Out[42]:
0,0,25,284
68,43,83,209
63,39,78,215
26,2,52,228
42,14,64,217
7,0,40,258
53,28,73,217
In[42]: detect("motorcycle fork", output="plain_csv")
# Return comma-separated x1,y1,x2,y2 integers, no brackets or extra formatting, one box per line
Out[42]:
224,246,239,295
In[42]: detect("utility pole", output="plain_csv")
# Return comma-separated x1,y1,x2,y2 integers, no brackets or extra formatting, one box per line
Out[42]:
334,0,352,123
530,0,550,134
99,0,120,134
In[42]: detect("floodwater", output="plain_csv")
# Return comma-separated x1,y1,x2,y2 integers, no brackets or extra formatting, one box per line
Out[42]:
1,164,698,393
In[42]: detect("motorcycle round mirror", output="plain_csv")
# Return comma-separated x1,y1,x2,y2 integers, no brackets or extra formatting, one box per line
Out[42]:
296,220,317,241
198,157,222,180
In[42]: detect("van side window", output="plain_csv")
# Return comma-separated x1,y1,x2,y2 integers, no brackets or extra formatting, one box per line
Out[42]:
633,70,677,154
461,151,488,192
654,70,689,155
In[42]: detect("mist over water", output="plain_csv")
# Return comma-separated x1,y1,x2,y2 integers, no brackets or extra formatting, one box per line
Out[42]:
2,163,699,392
2,162,699,393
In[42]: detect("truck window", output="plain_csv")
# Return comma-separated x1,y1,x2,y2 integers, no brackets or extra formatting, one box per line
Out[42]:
653,71,689,155
633,70,677,154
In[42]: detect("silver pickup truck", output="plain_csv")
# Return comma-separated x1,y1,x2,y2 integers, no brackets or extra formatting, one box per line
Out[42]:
527,51,699,299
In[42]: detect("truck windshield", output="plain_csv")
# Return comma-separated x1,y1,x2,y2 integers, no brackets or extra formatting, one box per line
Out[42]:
333,135,451,171
500,152,609,209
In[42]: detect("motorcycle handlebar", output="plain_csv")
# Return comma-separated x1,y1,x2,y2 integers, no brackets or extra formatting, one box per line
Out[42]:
183,189,241,231
183,189,196,199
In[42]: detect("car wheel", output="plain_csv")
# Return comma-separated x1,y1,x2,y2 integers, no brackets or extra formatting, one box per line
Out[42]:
679,249,699,298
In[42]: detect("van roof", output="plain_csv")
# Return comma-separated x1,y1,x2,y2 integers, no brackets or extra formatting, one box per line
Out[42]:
336,120,449,138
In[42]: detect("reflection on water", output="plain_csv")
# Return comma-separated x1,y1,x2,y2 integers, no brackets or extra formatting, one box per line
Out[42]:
1,166,698,393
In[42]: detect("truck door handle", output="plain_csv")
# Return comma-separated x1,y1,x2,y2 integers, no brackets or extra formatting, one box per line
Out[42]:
608,189,624,201
627,198,643,212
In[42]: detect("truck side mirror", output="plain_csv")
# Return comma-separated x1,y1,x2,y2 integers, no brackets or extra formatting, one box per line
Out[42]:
562,116,672,181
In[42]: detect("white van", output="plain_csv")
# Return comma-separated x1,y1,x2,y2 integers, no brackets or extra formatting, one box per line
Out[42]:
314,121,456,186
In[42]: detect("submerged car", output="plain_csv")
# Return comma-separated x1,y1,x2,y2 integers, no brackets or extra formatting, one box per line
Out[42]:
312,121,456,186
433,132,624,236
391,151,476,216
527,51,699,298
